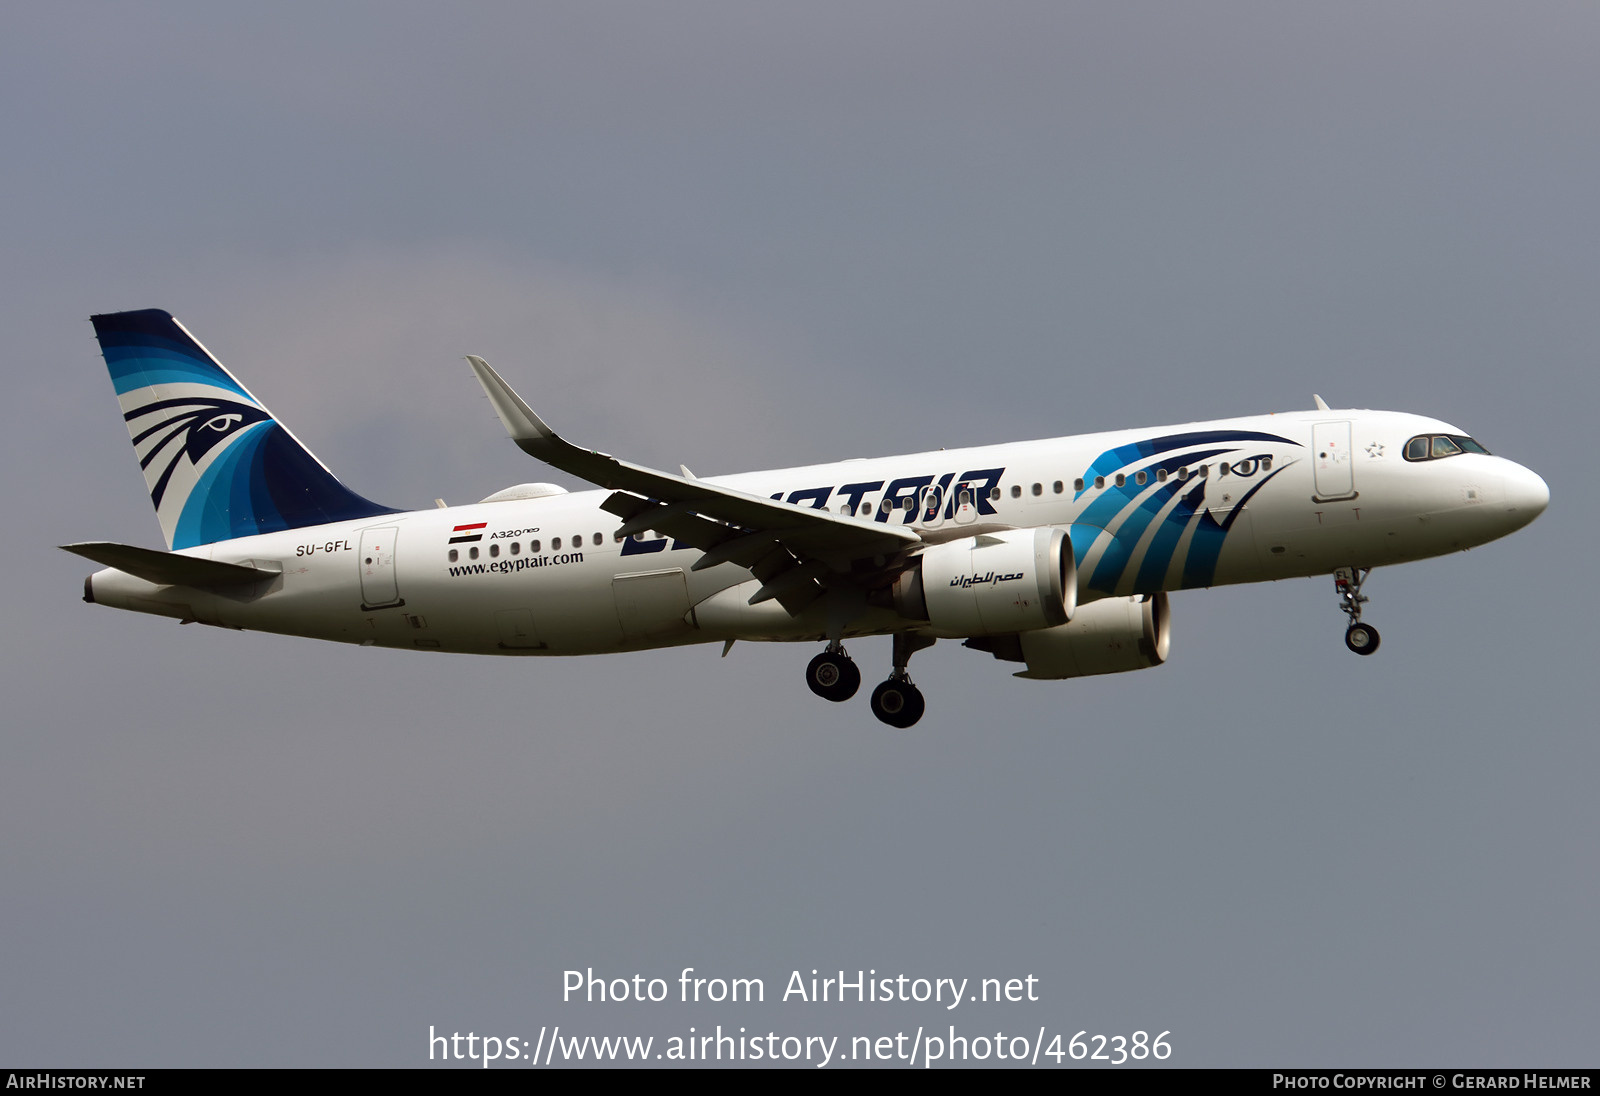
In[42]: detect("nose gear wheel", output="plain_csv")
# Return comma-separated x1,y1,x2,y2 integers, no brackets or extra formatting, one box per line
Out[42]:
1334,567,1380,656
1344,623,1380,655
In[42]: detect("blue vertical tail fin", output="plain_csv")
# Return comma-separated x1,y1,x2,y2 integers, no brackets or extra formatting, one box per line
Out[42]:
91,309,399,549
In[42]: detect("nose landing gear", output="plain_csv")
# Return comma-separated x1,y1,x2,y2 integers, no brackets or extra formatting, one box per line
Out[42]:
1344,622,1380,655
1335,567,1381,655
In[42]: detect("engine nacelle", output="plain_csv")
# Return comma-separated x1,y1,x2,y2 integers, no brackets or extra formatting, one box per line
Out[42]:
964,592,1171,679
894,527,1076,636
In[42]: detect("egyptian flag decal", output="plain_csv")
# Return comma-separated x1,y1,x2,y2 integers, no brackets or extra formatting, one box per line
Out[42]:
450,522,487,544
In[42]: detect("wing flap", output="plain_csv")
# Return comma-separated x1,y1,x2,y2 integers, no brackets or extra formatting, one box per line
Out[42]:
600,492,822,610
600,493,735,553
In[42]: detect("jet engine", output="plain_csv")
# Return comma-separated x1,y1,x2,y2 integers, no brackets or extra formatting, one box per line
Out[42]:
893,527,1076,636
964,592,1170,679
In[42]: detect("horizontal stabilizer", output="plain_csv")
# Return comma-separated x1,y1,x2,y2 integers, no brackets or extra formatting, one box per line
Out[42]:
60,542,280,587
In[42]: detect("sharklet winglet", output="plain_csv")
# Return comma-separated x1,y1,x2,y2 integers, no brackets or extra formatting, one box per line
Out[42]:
466,354,561,451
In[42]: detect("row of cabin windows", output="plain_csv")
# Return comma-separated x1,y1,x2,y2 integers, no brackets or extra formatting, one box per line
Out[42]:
823,490,982,516
998,458,1272,499
814,457,1279,517
448,531,608,563
444,454,1282,562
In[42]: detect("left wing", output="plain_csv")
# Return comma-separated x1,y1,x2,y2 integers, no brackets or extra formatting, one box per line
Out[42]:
467,356,921,611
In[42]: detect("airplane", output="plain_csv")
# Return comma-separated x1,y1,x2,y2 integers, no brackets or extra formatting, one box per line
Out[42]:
65,309,1550,727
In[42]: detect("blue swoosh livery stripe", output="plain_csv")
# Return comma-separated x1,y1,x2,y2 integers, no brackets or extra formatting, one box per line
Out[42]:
1073,432,1301,594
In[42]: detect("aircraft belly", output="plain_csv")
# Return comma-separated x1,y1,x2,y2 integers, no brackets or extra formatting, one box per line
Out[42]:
439,563,625,653
1251,489,1432,574
612,568,693,643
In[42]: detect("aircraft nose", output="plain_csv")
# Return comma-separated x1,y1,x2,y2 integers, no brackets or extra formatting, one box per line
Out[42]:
1500,462,1549,528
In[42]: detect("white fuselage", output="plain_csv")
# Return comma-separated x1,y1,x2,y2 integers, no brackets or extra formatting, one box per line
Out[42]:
86,408,1548,655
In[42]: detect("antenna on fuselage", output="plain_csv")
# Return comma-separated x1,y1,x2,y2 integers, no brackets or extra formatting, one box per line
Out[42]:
1313,394,1331,411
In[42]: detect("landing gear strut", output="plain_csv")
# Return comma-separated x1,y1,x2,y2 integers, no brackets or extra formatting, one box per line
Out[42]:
1335,567,1380,656
806,643,861,702
870,633,934,728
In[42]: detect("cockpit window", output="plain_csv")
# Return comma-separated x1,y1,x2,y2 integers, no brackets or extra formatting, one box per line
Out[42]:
1404,434,1491,462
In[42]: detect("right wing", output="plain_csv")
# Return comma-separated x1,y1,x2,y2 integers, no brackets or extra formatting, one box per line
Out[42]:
467,356,921,611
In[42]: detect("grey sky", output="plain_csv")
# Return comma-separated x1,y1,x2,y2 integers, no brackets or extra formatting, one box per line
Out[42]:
4,2,1595,1067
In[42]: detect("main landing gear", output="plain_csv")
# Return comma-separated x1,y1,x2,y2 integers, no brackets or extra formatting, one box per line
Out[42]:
1335,566,1380,656
870,677,925,729
806,643,861,702
805,633,933,727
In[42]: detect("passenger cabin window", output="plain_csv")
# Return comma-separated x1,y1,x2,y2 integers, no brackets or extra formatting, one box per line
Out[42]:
1031,482,1042,496
1074,478,1085,491
448,549,458,563
1114,473,1125,487
1053,480,1063,494
530,540,540,553
1094,476,1105,489
1135,471,1147,486
1011,485,1022,499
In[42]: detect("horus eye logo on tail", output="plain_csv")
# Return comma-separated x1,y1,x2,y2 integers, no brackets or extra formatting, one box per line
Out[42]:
128,395,272,512
92,309,398,550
